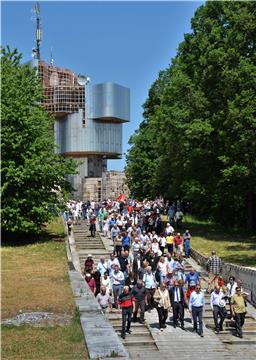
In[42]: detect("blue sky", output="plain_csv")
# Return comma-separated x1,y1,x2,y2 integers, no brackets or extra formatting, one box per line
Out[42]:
2,1,203,170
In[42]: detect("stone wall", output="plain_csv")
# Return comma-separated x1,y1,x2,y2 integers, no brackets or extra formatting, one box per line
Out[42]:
190,248,256,305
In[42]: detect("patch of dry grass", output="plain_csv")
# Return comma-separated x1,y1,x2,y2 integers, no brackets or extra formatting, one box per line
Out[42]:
1,218,88,359
1,322,87,360
1,221,74,318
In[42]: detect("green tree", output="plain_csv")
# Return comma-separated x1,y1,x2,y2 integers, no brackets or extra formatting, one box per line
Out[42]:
126,1,256,229
1,47,78,234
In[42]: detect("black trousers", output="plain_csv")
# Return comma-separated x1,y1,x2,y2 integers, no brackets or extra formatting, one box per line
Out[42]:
234,312,246,337
167,244,173,254
192,306,203,334
133,299,145,321
173,302,184,326
115,245,122,257
156,306,168,329
90,224,96,237
145,288,155,309
121,307,133,337
213,305,226,331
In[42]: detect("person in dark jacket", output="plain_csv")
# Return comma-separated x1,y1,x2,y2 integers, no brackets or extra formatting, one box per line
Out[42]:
131,280,147,323
169,280,186,329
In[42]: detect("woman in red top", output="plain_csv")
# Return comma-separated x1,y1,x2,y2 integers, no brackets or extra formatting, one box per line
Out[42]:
85,273,96,295
84,254,94,274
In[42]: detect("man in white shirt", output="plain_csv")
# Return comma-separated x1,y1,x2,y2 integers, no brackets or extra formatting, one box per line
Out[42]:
111,265,124,307
143,266,156,311
140,230,149,244
210,286,227,333
97,256,108,277
165,223,174,235
107,253,120,277
189,285,205,337
226,276,238,299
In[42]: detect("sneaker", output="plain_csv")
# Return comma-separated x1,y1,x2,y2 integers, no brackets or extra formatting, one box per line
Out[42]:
200,334,204,338
126,330,131,334
215,330,219,334
163,325,167,328
160,328,164,331
121,335,125,339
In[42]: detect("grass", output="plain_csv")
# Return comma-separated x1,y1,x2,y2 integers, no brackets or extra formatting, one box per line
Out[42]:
1,217,88,359
1,319,86,360
183,215,256,267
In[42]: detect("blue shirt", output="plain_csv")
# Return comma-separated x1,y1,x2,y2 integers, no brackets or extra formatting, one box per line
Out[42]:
186,272,200,286
122,235,131,247
189,291,205,310
109,219,116,227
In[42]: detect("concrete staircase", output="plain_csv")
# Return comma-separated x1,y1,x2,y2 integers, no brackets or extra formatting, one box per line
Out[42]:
72,221,256,360
73,222,160,358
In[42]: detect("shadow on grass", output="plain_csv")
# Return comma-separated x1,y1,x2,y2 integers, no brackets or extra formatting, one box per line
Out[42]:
221,254,256,267
226,244,256,251
2,229,64,247
184,220,256,244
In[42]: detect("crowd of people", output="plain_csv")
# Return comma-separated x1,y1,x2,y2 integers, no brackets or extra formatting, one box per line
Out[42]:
65,198,248,340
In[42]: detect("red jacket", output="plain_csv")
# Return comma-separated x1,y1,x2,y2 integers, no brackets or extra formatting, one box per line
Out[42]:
174,235,182,245
118,292,135,308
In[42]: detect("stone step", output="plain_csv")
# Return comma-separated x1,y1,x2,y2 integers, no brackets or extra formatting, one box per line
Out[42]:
112,326,150,335
76,245,104,250
221,337,256,345
129,345,159,353
218,329,256,335
120,337,157,347
203,314,255,320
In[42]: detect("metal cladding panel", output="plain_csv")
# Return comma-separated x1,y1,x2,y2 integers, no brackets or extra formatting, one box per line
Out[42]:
57,110,122,155
91,82,130,122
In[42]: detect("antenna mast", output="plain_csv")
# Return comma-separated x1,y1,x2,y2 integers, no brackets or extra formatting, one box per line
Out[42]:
32,2,42,60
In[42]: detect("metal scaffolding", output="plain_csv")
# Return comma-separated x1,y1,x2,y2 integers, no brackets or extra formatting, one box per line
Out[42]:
38,60,85,116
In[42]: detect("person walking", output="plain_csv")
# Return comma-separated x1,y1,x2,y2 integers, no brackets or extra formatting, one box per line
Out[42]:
96,285,112,314
118,286,135,339
96,256,108,277
89,214,96,237
231,286,247,338
174,233,183,254
153,282,171,331
131,280,147,323
183,230,191,258
67,217,73,235
189,284,205,337
166,233,174,255
210,285,227,333
206,251,222,290
111,265,125,308
143,266,157,311
169,280,185,330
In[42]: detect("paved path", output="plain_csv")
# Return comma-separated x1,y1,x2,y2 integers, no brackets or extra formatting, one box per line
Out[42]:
72,221,256,360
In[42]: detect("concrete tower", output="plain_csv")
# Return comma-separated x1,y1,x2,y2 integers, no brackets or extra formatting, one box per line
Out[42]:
31,3,130,199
